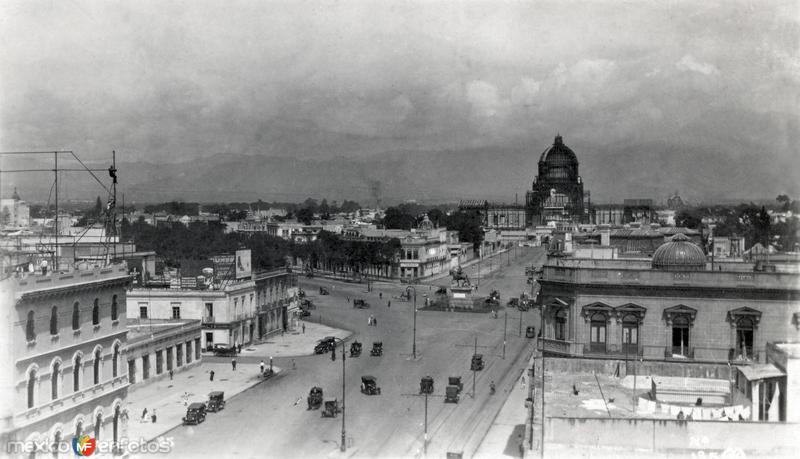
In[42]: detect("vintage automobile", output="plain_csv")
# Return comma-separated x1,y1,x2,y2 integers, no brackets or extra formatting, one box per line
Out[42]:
314,336,337,354
420,376,434,395
507,298,519,308
299,309,311,318
445,385,460,403
350,341,362,357
526,326,536,339
489,290,500,301
370,342,383,356
471,354,484,371
321,398,340,417
435,287,448,295
307,386,323,410
211,344,237,356
319,287,330,295
182,402,207,425
206,391,225,412
301,299,316,310
361,376,381,395
448,376,463,393
353,299,370,309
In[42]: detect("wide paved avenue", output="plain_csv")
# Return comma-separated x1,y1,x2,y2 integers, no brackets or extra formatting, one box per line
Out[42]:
168,247,545,458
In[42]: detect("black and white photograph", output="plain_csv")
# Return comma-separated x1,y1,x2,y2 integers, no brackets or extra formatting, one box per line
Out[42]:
1,1,799,458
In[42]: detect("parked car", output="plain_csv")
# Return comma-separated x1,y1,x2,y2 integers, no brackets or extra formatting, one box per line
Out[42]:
448,376,463,393
526,326,536,339
314,336,336,354
212,344,237,356
182,403,207,425
445,385,460,403
299,309,311,318
370,342,383,356
420,376,434,395
307,387,323,410
301,299,315,309
319,287,330,295
353,299,370,309
206,391,225,412
322,398,341,417
361,376,381,395
471,354,484,371
350,341,362,357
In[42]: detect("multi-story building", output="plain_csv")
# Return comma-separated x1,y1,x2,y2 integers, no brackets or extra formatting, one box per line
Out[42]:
1,188,30,228
397,216,452,279
124,319,202,386
0,263,132,454
526,135,590,226
535,234,800,363
126,268,298,352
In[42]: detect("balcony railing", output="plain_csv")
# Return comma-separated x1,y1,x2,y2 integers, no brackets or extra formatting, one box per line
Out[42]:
538,338,581,356
17,374,129,426
203,316,215,324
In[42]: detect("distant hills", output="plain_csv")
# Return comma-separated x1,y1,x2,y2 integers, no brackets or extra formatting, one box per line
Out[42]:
3,142,797,206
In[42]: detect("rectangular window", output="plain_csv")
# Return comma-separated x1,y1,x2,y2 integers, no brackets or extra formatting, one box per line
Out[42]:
171,304,181,319
142,355,150,380
139,306,148,319
186,341,192,363
205,302,213,318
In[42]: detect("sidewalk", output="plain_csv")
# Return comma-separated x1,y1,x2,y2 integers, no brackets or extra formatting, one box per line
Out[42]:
127,322,352,448
209,321,352,359
473,355,533,459
126,362,274,444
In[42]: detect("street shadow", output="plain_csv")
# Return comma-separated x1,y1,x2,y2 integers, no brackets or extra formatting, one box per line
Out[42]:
502,424,525,458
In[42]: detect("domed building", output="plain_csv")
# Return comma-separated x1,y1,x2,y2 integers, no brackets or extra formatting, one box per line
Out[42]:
651,234,707,271
525,135,589,226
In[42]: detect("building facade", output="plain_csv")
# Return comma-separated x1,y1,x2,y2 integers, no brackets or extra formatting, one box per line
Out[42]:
536,235,800,363
1,188,30,228
126,268,298,351
124,320,202,386
0,263,131,455
526,135,589,226
397,217,451,279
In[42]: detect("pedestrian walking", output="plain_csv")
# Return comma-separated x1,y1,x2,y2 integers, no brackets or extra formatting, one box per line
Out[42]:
237,343,242,354
209,370,215,381
269,356,273,373
379,292,382,299
260,360,265,374
169,369,173,380
373,317,377,326
151,409,157,423
387,301,391,308
367,316,372,326
141,408,148,422
292,359,296,370
302,323,306,334
232,358,237,371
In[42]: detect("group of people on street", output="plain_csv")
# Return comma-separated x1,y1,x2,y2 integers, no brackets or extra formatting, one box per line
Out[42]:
368,315,377,326
140,407,157,423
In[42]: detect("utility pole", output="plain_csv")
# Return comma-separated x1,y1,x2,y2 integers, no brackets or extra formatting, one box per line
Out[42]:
407,286,417,359
540,303,546,459
503,308,508,359
519,308,523,337
472,335,477,398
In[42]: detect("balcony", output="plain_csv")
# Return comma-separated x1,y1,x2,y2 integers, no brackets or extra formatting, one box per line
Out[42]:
538,338,581,356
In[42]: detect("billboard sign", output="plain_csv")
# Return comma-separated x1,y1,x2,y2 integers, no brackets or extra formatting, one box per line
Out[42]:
235,249,252,279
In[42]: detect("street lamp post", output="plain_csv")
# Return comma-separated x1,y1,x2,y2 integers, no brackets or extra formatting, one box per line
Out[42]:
331,338,347,452
503,308,508,359
407,286,417,359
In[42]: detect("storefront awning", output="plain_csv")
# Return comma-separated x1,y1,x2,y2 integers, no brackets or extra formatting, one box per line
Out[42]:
738,364,785,381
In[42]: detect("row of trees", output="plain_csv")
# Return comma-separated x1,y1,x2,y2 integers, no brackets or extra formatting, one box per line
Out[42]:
289,230,401,278
379,204,484,250
674,195,798,251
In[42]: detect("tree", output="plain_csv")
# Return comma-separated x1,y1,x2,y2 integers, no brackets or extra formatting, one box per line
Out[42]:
445,210,484,250
777,194,792,212
319,199,331,220
381,206,415,230
675,208,703,229
296,207,314,225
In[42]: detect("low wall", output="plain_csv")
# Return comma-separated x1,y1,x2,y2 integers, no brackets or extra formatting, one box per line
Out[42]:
545,357,732,380
545,417,800,456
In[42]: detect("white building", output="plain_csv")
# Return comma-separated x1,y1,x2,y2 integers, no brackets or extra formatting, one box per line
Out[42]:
1,188,30,228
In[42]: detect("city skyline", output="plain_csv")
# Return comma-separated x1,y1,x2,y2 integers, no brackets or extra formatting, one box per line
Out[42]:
1,0,798,202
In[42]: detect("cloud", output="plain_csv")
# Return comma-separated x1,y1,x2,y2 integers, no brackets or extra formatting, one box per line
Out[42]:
676,54,720,75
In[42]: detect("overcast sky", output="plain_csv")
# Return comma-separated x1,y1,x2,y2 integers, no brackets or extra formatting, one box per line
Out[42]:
1,0,798,194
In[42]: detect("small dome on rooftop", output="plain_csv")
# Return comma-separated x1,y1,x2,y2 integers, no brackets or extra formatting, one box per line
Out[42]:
651,233,706,271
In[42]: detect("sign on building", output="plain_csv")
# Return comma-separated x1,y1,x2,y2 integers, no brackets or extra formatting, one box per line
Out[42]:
235,249,252,279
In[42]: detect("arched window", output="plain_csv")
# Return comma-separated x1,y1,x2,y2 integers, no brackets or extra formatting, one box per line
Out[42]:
72,302,80,331
73,355,82,392
589,312,607,353
52,431,61,459
51,361,61,400
93,349,102,385
112,344,120,378
94,413,103,441
111,295,118,321
50,306,58,335
27,368,37,408
92,298,99,326
113,406,120,446
26,310,36,342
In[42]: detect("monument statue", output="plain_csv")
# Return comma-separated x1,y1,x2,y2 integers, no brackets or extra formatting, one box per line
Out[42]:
449,265,471,287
